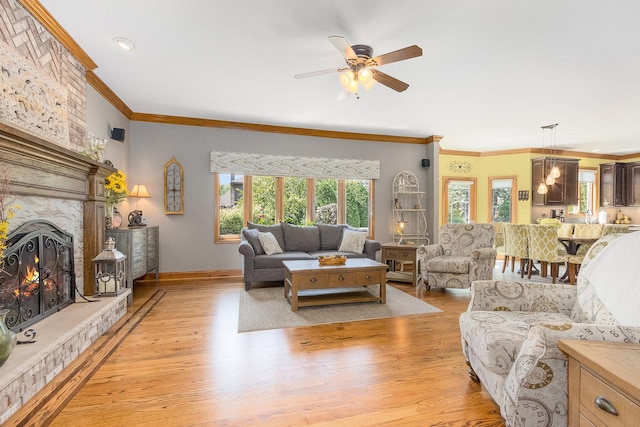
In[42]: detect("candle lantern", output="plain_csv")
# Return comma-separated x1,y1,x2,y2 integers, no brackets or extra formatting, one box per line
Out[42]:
92,237,127,297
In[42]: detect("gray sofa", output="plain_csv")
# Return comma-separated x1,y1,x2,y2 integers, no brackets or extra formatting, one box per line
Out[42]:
239,222,381,290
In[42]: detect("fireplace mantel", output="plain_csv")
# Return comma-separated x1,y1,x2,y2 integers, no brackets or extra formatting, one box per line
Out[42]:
0,123,115,295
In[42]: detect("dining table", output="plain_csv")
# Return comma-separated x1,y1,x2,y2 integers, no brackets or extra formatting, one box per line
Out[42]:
557,236,600,282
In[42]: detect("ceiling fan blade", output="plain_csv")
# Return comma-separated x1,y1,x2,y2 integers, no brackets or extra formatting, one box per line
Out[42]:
328,35,357,62
336,87,350,101
371,70,409,92
368,45,422,67
294,67,348,79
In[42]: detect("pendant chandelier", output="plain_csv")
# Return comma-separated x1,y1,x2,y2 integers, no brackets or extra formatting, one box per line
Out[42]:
537,123,559,194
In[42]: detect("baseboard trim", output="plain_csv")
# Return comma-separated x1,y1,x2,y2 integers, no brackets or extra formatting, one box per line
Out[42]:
136,269,242,283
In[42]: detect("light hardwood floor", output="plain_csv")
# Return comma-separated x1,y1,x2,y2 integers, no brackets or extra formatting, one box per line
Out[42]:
6,260,557,427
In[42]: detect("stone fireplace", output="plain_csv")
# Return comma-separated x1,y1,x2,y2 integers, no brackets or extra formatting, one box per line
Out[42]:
1,220,76,332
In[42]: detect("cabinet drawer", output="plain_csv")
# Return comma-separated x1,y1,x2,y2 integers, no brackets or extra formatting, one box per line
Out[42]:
327,271,355,286
355,270,382,285
298,272,327,287
385,249,414,261
580,368,640,426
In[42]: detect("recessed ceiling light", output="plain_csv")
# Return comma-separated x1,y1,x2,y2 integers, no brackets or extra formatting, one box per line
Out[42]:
591,149,601,152
113,37,135,51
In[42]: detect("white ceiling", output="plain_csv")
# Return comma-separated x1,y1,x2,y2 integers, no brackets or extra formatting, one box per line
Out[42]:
40,0,640,155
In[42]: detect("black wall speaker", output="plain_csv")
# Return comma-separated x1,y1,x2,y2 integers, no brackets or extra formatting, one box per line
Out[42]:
421,158,430,168
110,128,125,142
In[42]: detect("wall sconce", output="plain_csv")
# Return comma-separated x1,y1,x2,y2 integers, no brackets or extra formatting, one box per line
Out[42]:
517,190,530,201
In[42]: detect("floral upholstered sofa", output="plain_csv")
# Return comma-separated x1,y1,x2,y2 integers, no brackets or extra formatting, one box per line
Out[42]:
459,232,640,427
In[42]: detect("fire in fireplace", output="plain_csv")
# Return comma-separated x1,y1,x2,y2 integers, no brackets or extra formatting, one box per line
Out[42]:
0,220,75,332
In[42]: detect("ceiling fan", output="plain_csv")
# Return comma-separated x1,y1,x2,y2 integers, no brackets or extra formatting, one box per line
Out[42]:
295,35,423,100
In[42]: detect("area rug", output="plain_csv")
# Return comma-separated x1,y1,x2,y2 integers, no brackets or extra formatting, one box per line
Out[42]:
238,285,442,332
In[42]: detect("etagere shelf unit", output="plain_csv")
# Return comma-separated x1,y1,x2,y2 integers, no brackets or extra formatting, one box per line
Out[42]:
392,171,429,245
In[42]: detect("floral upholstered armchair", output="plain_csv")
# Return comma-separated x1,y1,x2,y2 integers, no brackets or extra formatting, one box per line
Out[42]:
459,232,640,427
417,223,496,289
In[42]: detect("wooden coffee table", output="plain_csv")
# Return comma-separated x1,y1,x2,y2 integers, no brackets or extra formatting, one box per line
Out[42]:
282,258,389,311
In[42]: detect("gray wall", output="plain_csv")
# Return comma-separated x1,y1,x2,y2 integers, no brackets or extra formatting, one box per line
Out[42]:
127,121,436,273
86,84,437,273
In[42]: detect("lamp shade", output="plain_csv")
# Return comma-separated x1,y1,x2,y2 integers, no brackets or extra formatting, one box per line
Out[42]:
129,184,150,198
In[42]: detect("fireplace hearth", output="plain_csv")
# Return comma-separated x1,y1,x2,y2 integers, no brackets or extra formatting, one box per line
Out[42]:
0,220,75,332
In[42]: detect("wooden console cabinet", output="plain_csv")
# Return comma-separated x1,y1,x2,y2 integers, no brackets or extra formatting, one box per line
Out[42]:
559,340,640,427
106,226,159,296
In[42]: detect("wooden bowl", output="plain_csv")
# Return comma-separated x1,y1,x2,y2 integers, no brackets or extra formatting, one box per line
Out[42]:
318,255,347,266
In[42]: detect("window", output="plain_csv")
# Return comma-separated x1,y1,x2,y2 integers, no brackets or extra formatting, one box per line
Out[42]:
489,177,516,222
215,174,375,241
442,177,477,224
569,168,597,215
215,173,244,241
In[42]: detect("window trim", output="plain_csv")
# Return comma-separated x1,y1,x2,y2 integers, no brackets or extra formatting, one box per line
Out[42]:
488,175,517,223
214,173,376,242
442,176,477,224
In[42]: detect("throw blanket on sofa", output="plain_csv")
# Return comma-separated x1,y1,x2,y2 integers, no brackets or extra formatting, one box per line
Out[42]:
580,232,640,326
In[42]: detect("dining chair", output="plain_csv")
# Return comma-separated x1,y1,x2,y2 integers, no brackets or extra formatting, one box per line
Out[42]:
527,224,569,283
491,222,505,266
557,223,574,238
572,224,604,256
602,223,629,235
502,223,529,277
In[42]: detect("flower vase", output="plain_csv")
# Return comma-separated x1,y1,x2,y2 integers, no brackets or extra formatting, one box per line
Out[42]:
105,205,114,230
0,308,17,368
112,208,123,229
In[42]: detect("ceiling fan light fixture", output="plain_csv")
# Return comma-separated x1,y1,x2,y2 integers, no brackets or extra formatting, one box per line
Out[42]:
357,67,373,85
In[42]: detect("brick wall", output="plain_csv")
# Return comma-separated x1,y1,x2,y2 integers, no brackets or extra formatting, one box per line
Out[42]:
0,0,86,150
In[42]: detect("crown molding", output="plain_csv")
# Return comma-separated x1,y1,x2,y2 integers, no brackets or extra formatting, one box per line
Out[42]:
129,112,431,144
439,146,637,161
86,71,133,118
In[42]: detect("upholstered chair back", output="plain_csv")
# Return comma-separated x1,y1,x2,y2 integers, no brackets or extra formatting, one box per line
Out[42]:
570,233,623,324
438,223,495,257
572,223,604,238
491,222,505,254
557,223,574,238
503,223,529,259
527,224,568,263
602,223,629,235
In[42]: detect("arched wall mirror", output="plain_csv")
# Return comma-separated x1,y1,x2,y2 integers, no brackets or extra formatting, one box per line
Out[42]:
164,156,184,214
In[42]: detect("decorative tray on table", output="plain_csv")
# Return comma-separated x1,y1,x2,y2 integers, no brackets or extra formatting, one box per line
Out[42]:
318,255,347,266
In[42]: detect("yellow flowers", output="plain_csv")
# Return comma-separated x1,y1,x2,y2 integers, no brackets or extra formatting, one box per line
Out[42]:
105,170,128,209
1,171,21,262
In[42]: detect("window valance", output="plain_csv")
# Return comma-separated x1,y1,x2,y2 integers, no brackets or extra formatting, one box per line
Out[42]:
210,151,379,180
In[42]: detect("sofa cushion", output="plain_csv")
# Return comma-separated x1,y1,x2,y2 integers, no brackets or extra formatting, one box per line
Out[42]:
316,224,347,250
258,232,283,255
427,256,470,274
248,222,285,250
281,223,321,252
241,228,264,255
459,310,572,375
254,252,315,269
338,229,366,253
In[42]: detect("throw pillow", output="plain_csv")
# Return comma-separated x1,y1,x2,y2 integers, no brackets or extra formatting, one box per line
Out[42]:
338,229,366,254
281,223,321,252
258,231,283,255
247,222,285,251
317,224,346,250
241,228,264,255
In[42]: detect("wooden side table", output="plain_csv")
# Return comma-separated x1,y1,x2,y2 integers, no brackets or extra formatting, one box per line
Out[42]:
559,340,640,426
381,242,419,286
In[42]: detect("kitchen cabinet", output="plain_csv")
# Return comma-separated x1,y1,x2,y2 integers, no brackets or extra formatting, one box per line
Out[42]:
599,162,626,207
531,157,579,206
626,162,640,206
